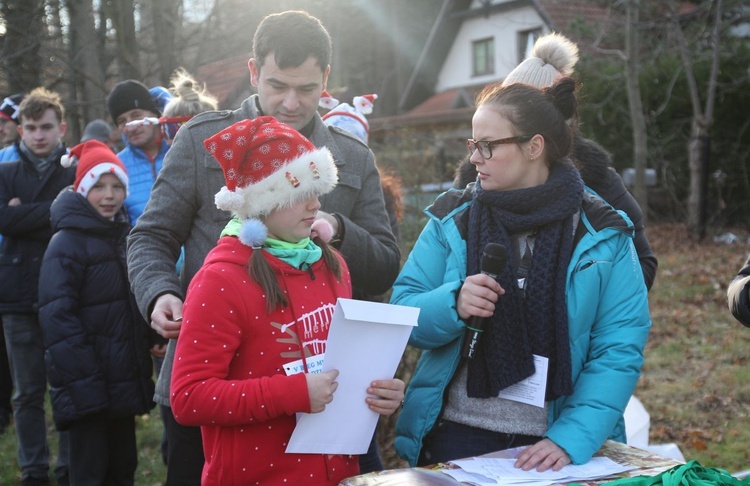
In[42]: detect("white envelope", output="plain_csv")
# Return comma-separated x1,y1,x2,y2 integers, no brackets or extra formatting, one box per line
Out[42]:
286,298,419,454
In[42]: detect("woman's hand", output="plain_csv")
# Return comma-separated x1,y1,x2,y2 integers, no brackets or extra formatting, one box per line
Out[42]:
306,369,339,413
456,273,505,321
366,378,405,416
514,438,571,472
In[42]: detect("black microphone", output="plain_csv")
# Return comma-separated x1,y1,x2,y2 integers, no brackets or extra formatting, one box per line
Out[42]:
461,243,508,360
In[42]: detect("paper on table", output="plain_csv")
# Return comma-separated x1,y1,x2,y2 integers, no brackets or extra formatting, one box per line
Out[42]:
441,468,555,486
452,456,636,483
285,298,419,455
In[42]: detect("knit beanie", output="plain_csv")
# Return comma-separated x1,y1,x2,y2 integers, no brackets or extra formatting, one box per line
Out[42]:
81,119,113,144
502,33,579,88
319,92,377,144
149,86,173,114
61,140,129,198
0,93,24,123
206,116,337,247
107,80,160,121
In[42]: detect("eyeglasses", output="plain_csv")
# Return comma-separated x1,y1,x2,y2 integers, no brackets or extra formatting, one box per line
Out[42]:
467,135,534,159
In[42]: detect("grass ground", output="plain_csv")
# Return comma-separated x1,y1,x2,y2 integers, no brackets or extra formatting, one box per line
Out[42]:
1,222,748,483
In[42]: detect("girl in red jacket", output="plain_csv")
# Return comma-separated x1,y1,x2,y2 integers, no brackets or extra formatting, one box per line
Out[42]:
170,116,404,486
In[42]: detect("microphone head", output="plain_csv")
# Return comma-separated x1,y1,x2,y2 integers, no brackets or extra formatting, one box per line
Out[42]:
481,243,508,279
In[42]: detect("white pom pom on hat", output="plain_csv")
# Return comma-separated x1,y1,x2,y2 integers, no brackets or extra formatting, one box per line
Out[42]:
60,153,76,168
502,32,579,88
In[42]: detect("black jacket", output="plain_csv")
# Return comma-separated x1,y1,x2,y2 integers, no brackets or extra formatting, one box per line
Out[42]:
728,254,750,327
454,135,658,290
38,188,154,430
0,148,74,313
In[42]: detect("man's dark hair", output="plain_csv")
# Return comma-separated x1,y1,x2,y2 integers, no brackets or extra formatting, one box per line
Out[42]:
252,10,332,72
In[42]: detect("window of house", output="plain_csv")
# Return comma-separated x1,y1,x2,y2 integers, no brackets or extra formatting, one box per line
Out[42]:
518,28,543,63
472,37,495,77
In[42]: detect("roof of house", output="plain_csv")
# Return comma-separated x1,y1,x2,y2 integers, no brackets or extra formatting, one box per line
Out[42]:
370,85,481,131
398,0,617,114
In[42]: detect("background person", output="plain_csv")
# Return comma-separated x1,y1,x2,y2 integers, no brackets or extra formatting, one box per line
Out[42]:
453,32,657,290
391,78,651,471
106,79,171,225
0,93,25,163
38,140,155,485
727,254,750,327
127,10,399,485
171,116,404,485
80,118,115,148
0,87,72,486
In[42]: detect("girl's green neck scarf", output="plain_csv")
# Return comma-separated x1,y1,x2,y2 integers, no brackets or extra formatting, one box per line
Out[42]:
221,218,323,269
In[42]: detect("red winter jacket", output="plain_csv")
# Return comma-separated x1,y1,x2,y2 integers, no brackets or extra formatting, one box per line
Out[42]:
171,236,357,485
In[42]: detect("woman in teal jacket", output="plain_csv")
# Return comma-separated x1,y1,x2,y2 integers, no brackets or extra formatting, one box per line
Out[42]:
391,78,651,471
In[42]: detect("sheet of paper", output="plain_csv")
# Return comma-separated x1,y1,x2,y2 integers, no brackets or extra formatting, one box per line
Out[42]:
497,354,548,407
452,456,636,483
441,467,554,486
286,299,418,454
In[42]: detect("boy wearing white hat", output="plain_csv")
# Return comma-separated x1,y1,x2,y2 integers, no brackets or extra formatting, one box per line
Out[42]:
38,140,155,485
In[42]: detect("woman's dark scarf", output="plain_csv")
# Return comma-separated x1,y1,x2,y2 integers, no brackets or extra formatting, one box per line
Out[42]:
465,159,584,400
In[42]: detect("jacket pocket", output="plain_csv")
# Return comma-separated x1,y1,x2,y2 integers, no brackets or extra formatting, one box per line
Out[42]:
0,253,22,303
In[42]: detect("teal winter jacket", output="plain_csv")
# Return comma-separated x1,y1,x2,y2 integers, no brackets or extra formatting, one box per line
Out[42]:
391,186,651,466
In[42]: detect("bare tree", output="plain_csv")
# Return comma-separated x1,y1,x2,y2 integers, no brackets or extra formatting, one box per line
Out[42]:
102,0,140,80
625,0,649,220
671,1,723,239
64,0,108,125
0,0,45,92
151,0,182,85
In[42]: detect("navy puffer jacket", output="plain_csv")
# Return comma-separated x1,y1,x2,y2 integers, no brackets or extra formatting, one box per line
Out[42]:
38,188,154,430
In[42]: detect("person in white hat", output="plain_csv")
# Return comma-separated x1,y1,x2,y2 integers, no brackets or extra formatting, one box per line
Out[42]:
39,140,155,485
454,32,657,290
127,11,400,484
170,116,403,486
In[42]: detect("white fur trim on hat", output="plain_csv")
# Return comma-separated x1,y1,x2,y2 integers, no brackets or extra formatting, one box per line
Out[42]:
76,162,130,199
218,146,337,221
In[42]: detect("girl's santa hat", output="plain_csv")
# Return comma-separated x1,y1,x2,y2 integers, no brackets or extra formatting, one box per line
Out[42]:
319,93,378,144
60,140,129,198
205,116,338,247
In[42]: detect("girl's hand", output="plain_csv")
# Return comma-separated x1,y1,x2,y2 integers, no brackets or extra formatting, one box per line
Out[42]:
366,378,405,416
514,438,571,472
456,273,504,320
306,369,339,413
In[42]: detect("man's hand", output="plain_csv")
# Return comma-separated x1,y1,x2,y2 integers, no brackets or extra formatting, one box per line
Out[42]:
306,369,339,413
150,343,167,358
514,438,571,472
456,273,505,320
150,294,184,339
366,378,405,416
8,197,21,206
